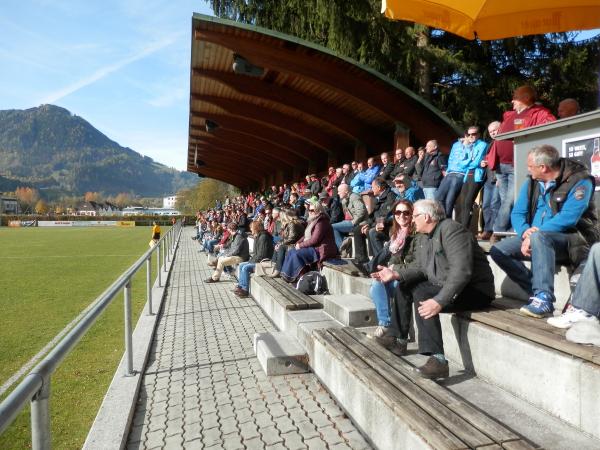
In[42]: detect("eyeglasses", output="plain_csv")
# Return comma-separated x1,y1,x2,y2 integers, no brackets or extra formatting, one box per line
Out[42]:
467,133,478,136
394,210,411,217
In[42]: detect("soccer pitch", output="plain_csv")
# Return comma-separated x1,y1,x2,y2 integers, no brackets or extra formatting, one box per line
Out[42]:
0,226,161,449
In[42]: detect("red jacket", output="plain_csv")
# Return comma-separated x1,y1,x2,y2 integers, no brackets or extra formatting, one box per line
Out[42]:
488,104,556,168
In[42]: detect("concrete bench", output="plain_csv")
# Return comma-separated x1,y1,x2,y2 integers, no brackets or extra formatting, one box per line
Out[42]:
312,326,535,450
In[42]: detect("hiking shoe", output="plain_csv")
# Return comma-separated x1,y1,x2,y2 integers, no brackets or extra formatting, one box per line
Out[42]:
520,296,554,318
374,335,407,356
415,356,449,379
547,305,599,329
235,289,249,298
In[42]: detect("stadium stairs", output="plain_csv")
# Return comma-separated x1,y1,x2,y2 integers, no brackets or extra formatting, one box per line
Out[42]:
249,254,600,450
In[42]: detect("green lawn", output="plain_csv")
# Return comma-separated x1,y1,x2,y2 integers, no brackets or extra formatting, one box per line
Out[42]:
0,226,165,449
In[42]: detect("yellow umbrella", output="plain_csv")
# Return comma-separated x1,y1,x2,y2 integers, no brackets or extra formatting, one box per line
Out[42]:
381,0,600,40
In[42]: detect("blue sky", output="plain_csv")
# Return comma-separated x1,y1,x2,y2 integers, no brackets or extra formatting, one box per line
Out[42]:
0,0,214,171
1,3,598,172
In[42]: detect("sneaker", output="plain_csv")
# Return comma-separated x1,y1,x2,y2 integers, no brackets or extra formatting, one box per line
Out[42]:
374,335,407,356
369,326,391,338
204,277,218,283
415,356,449,379
520,296,554,318
547,305,599,329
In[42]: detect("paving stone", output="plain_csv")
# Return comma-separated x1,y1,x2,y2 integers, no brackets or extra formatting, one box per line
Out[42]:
125,231,371,450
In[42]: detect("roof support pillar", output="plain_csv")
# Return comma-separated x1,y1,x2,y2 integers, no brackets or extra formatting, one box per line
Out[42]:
394,122,410,151
354,141,367,164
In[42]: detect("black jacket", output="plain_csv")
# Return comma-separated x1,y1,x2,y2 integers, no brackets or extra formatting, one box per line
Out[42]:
416,152,447,187
251,230,275,262
365,188,396,227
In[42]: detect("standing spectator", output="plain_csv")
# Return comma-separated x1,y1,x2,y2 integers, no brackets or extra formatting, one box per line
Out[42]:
150,221,161,247
416,140,447,200
347,161,360,185
487,85,556,241
378,152,395,183
391,147,417,180
233,221,274,298
350,157,381,194
478,121,501,240
490,145,597,318
371,199,494,378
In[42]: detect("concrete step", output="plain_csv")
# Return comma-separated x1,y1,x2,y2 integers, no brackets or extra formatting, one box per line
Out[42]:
315,293,378,327
253,332,309,376
285,309,343,355
321,264,600,440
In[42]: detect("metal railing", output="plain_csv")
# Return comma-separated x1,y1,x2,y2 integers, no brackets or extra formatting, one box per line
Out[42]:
0,220,183,449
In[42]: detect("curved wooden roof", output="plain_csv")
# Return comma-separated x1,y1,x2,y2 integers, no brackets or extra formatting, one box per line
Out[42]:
188,14,460,189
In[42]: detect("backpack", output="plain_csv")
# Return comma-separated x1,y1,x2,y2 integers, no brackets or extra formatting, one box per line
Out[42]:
296,271,329,295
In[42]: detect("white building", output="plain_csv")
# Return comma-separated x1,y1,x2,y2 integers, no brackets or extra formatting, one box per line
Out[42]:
163,195,178,209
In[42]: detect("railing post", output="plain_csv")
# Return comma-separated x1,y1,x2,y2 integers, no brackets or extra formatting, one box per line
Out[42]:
31,379,51,450
124,281,133,376
162,240,166,271
166,232,171,262
157,243,162,287
146,257,152,315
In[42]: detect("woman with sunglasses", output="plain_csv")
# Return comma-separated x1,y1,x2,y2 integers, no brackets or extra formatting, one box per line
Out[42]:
280,200,337,283
368,200,417,356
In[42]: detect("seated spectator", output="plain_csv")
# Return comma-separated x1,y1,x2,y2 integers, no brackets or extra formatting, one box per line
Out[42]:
281,200,337,282
490,145,597,318
332,183,367,252
548,242,600,329
368,201,416,345
205,222,250,283
350,157,380,194
371,199,494,379
392,174,424,203
378,152,394,183
391,147,417,180
353,178,396,266
320,192,344,224
233,220,274,298
416,140,447,200
288,192,306,218
271,209,305,277
309,174,321,198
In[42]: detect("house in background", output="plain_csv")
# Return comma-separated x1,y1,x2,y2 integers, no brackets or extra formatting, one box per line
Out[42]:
0,196,20,215
77,201,120,216
163,195,177,209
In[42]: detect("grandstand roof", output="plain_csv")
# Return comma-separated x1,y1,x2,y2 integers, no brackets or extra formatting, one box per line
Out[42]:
188,14,461,189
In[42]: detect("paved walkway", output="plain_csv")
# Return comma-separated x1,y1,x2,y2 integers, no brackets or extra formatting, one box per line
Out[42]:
126,229,372,450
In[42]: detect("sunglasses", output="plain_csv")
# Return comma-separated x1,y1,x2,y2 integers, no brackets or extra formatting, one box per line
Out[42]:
467,133,478,136
394,210,411,217
308,209,316,212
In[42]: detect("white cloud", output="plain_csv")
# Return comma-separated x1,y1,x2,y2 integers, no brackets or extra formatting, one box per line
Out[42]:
39,31,185,104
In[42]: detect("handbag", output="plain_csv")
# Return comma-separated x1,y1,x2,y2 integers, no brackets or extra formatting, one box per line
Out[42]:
255,259,277,277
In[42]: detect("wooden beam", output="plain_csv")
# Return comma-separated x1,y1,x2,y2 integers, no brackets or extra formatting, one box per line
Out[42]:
192,94,347,154
190,143,283,173
193,69,390,152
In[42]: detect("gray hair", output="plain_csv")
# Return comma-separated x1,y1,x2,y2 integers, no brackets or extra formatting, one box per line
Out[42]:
310,200,327,215
529,145,560,169
413,199,445,222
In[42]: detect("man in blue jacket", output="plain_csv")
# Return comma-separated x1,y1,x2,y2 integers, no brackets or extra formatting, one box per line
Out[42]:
435,126,488,221
490,145,598,318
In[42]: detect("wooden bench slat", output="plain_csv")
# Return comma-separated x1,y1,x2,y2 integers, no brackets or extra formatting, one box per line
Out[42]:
329,328,497,449
261,277,310,310
463,308,600,363
271,277,323,308
501,439,540,450
313,329,470,450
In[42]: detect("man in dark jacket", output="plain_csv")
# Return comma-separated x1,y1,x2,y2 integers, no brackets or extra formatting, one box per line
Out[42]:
206,222,250,283
353,178,396,265
372,199,494,379
391,147,418,181
416,140,447,200
378,152,395,183
490,145,598,318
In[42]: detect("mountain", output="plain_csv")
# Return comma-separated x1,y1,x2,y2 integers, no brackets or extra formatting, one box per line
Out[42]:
0,105,197,197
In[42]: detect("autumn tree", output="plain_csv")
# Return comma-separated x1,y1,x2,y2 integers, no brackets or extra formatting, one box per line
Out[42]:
176,178,239,214
34,199,49,215
15,186,40,213
113,192,133,208
84,191,102,203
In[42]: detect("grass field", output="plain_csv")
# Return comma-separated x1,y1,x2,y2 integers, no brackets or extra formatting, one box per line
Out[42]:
0,226,165,449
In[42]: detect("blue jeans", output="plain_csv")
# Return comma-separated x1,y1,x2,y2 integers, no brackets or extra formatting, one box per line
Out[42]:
332,220,354,249
490,232,570,300
238,262,256,291
369,280,398,326
482,181,500,232
494,164,514,232
205,239,219,253
572,243,600,317
435,173,464,218
423,187,437,200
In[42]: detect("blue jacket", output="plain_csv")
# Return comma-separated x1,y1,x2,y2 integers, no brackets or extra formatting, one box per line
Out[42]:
447,138,488,182
350,165,381,193
512,177,593,238
393,180,425,203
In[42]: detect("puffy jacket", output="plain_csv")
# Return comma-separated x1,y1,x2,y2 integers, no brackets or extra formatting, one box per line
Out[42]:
350,165,381,193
